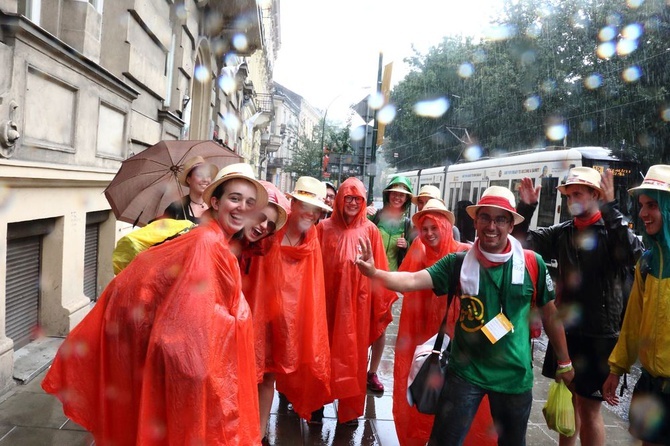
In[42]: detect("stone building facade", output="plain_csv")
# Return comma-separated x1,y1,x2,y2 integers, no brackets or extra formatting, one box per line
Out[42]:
0,0,279,395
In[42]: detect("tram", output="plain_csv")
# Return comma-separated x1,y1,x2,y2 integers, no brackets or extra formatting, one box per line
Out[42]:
395,146,641,237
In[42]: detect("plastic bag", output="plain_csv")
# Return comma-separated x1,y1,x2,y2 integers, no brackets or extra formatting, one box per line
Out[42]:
542,381,575,437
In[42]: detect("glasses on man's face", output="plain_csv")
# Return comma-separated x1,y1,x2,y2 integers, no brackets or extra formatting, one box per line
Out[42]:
326,193,336,201
476,213,511,227
344,196,364,204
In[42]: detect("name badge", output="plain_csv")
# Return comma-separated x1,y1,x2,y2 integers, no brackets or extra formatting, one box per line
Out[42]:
481,313,514,344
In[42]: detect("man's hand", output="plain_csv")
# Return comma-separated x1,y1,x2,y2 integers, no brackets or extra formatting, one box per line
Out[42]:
600,169,615,203
396,236,407,249
518,177,540,205
355,237,377,277
602,373,621,406
555,366,575,387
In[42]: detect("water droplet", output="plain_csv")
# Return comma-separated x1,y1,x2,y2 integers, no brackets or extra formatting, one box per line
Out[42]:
546,123,567,141
377,104,396,124
584,74,602,89
222,113,241,131
482,24,517,41
458,63,474,78
368,92,385,110
349,126,366,141
622,66,641,82
623,23,643,40
599,26,617,42
597,42,616,59
174,4,187,20
413,97,449,118
463,145,483,161
218,75,237,94
617,38,638,56
626,0,645,8
232,33,248,52
660,107,670,122
194,65,210,83
524,95,541,111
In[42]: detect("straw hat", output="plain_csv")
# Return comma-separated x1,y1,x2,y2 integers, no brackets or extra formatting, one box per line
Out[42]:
412,198,455,226
286,176,333,212
466,186,524,225
629,165,670,195
202,163,268,208
178,156,219,187
260,181,288,232
557,166,604,198
411,185,443,205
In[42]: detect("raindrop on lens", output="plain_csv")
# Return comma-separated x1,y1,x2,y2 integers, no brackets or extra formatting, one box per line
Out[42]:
218,75,236,94
350,126,366,141
617,39,638,56
660,107,670,122
232,33,248,52
584,74,602,89
368,92,385,110
222,112,240,131
524,96,541,111
546,124,567,141
458,63,474,78
626,0,644,8
194,65,210,83
599,26,617,41
463,145,483,161
622,23,643,40
174,4,187,20
483,24,516,41
413,97,449,118
377,104,396,124
622,66,641,82
597,42,616,59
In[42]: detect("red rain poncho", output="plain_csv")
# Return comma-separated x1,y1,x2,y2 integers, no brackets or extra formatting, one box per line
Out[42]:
394,214,497,446
316,178,398,422
42,220,260,445
239,182,292,382
273,223,332,420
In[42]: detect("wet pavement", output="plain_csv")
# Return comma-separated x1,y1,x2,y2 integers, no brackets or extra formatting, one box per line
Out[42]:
0,296,638,445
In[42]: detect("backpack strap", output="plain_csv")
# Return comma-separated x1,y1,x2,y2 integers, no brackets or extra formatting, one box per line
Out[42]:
523,249,539,308
433,252,467,352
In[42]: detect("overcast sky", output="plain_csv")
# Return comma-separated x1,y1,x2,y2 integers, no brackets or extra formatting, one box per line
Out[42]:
273,0,503,121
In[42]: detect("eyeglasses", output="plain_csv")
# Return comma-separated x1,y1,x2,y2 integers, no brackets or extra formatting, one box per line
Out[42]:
326,193,336,200
476,214,511,227
252,212,277,234
344,196,364,204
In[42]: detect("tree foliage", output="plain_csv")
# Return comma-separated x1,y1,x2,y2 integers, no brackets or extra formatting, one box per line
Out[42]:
384,0,670,171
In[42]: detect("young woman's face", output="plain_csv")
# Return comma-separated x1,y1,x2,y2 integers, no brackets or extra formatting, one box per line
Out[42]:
343,195,364,220
244,205,279,242
420,218,441,248
388,191,408,209
210,179,258,236
638,193,662,236
289,200,321,232
187,165,214,195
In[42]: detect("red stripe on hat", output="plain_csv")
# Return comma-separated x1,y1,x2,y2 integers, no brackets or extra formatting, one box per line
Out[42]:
477,195,515,212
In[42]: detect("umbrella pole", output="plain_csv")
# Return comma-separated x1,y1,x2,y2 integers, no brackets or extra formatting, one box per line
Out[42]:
175,173,188,220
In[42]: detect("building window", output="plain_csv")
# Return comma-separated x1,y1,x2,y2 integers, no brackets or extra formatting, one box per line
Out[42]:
18,0,42,25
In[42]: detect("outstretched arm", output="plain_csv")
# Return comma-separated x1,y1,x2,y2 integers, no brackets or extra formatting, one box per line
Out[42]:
541,301,575,385
355,237,434,292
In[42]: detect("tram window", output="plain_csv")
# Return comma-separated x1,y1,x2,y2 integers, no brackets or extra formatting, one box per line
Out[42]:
462,182,471,202
538,177,559,227
454,188,461,208
490,180,509,189
472,187,479,203
511,179,523,207
449,187,455,210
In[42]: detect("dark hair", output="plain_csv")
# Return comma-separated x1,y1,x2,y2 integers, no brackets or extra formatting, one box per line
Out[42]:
212,182,226,200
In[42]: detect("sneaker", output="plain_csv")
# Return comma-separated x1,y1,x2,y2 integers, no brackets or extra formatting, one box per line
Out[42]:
367,371,384,392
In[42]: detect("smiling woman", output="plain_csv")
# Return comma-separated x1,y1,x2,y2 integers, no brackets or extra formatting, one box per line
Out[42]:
42,163,269,445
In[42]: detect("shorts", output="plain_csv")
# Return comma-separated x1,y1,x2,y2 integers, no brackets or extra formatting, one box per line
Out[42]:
542,333,617,400
629,369,670,445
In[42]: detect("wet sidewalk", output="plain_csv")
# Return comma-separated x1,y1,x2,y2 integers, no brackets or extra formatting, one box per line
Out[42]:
0,297,638,445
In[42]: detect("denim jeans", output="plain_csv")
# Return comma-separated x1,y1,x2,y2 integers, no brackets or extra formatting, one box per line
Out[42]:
428,369,533,446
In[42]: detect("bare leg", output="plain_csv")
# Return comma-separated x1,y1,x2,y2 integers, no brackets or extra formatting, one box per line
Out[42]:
259,373,276,438
369,331,385,373
575,396,605,446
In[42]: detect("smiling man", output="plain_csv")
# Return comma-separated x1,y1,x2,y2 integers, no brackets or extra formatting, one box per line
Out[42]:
356,186,574,446
273,176,334,422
